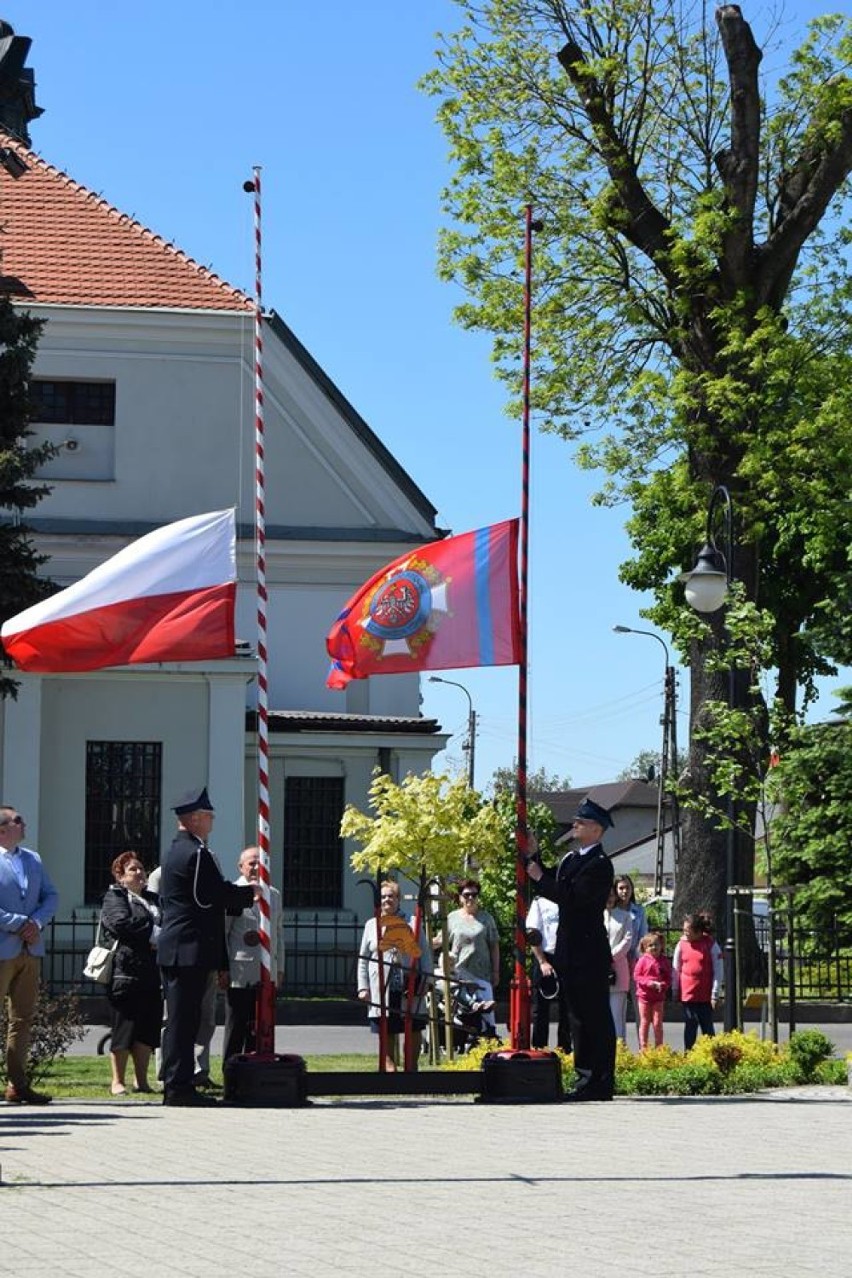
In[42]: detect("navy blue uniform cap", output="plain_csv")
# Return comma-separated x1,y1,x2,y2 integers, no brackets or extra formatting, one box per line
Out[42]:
576,797,614,829
173,786,214,816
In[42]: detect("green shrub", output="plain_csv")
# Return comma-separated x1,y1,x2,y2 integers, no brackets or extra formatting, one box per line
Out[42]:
813,1056,847,1086
617,1068,678,1096
665,1062,722,1095
437,1027,846,1096
0,988,86,1086
787,1029,835,1082
720,1059,796,1094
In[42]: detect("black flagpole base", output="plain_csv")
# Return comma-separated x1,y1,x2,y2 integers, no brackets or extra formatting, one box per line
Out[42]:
223,1052,309,1107
478,1048,563,1103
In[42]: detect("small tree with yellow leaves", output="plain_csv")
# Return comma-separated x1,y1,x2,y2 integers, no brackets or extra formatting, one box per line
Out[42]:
341,770,506,1058
342,770,505,881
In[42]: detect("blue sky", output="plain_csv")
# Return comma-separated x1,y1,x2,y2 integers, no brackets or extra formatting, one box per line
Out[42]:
7,1,846,789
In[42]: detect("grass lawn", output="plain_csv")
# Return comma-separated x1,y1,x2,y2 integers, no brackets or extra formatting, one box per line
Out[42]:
36,1052,380,1099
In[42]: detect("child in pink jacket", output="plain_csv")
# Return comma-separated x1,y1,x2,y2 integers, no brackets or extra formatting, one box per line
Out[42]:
633,931,673,1050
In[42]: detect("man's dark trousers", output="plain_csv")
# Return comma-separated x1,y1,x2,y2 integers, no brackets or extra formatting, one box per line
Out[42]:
565,967,616,1095
223,985,258,1062
160,965,211,1092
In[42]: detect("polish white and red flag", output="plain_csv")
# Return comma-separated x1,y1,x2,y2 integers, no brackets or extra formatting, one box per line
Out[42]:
1,509,237,673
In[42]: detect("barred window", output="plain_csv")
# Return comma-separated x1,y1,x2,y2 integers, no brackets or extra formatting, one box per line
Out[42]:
31,379,116,425
282,776,344,909
85,741,162,902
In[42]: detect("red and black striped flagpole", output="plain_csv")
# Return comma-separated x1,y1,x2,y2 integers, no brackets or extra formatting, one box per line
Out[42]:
245,165,276,1056
509,204,540,1050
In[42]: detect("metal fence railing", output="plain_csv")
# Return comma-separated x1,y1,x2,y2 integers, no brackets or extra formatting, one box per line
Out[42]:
43,910,364,1000
657,919,852,1005
42,911,851,1004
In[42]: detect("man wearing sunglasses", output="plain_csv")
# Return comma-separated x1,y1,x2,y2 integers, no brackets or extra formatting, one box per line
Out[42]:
0,807,59,1104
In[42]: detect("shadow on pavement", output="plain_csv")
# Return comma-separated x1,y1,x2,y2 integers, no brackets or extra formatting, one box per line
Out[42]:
4,1168,852,1192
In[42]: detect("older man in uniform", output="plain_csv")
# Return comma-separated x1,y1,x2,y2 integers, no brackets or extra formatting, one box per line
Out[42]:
157,788,255,1107
525,797,616,1101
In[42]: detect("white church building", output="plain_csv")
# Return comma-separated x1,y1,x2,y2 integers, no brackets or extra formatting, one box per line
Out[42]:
0,124,448,930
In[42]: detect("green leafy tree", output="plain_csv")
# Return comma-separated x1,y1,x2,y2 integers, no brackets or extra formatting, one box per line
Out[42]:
618,748,661,782
491,761,571,794
828,684,852,720
423,1,852,929
769,718,852,937
0,293,54,697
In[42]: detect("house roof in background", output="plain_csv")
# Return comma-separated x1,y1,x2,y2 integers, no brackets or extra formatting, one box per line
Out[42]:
530,779,661,825
0,131,252,311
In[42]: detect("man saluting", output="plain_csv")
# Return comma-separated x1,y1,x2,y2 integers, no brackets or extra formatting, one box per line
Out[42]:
524,797,616,1101
157,788,255,1107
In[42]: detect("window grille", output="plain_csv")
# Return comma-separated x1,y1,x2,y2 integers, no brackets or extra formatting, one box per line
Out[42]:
85,741,161,902
282,776,344,909
31,379,116,426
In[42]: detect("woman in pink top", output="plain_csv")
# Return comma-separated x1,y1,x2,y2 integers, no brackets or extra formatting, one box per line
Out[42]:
633,931,673,1050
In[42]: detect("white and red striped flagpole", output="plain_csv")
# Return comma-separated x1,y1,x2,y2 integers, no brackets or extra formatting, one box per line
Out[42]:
245,164,276,1055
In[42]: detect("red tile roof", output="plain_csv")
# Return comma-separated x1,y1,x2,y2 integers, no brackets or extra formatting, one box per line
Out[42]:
0,132,252,311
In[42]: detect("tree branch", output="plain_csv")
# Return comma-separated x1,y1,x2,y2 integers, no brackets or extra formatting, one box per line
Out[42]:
557,39,673,276
757,107,852,308
714,5,763,287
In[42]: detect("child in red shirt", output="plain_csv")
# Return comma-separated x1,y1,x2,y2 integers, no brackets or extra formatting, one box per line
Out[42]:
672,912,724,1049
633,931,673,1050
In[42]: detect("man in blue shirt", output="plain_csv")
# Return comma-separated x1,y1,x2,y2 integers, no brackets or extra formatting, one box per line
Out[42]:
0,806,59,1104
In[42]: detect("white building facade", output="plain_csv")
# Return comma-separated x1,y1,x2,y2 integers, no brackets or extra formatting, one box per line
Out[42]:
0,133,447,931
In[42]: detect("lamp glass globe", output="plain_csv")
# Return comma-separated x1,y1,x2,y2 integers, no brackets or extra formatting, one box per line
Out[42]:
684,573,728,613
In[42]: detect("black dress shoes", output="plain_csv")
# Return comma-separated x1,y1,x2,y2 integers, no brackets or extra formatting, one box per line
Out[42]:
162,1087,220,1107
193,1076,222,1092
563,1085,614,1103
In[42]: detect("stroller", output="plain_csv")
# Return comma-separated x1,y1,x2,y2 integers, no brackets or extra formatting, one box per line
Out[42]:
432,960,498,1054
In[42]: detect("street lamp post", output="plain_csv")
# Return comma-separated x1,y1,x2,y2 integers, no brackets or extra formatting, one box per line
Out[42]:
428,676,477,789
679,484,739,1033
613,625,681,895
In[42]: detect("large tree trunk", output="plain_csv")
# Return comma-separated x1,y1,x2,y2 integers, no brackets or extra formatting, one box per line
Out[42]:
674,620,730,933
674,538,765,989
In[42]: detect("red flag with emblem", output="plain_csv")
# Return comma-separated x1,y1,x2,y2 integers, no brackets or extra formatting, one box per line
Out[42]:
326,519,520,688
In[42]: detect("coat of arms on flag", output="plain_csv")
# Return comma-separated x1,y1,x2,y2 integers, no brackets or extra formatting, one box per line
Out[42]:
326,519,521,688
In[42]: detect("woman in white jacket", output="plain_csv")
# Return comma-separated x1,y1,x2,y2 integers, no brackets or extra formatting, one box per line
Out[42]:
604,887,634,1043
357,880,432,1071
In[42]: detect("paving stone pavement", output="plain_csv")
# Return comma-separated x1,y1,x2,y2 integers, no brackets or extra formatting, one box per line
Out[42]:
1,1086,849,1278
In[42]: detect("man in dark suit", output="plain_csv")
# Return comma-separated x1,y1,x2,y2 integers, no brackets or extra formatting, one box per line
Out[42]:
525,797,616,1101
157,787,255,1107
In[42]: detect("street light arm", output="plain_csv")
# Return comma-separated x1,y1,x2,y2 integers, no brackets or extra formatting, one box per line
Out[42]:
428,675,476,789
612,624,671,668
428,675,473,717
706,485,733,582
